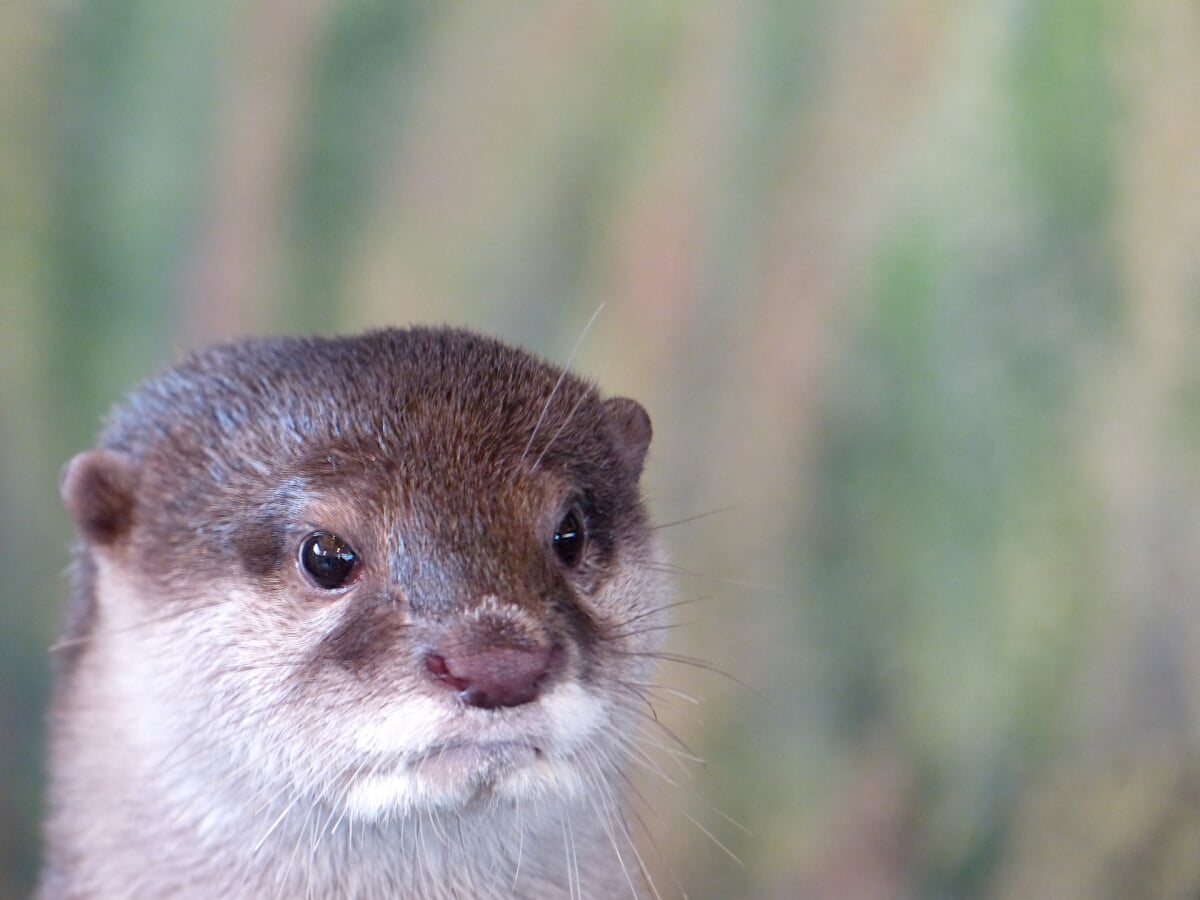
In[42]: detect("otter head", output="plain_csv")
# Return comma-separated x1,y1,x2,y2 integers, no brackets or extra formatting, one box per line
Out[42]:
60,328,668,821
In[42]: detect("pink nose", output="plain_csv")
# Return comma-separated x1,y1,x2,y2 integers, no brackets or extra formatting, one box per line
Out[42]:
425,643,561,709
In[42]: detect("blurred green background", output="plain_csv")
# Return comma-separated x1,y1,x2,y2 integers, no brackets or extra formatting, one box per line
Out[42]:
4,1,1200,897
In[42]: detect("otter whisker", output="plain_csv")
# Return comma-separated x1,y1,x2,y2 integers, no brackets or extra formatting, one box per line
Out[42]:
681,809,745,867
601,594,710,633
651,503,744,531
519,303,606,468
253,790,306,855
530,390,591,473
511,794,525,891
605,620,696,641
579,751,646,900
616,649,763,698
642,562,780,592
611,766,690,899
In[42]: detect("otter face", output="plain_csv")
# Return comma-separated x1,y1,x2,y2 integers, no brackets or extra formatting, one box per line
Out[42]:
62,329,669,823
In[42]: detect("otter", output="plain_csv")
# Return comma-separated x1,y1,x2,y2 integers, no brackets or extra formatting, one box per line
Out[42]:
41,327,671,899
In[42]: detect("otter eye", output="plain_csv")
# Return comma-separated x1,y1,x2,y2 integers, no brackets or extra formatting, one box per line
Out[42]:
299,531,358,590
552,508,586,568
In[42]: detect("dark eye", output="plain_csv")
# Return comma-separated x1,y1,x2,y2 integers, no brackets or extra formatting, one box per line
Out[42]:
299,531,358,590
553,508,586,568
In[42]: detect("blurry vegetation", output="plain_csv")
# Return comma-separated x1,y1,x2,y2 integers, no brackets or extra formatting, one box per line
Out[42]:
4,1,1200,898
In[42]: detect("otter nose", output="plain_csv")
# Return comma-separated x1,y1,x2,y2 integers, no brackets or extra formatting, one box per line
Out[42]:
425,643,562,709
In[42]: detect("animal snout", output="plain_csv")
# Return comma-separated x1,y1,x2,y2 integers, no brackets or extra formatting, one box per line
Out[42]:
425,640,564,710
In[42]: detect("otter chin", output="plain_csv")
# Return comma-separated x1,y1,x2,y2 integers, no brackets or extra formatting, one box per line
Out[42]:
41,328,671,900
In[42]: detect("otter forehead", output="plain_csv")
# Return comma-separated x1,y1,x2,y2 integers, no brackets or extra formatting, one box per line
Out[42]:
94,327,651,589
104,328,603,468
119,330,626,496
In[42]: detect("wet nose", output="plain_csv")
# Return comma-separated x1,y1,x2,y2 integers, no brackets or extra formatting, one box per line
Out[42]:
425,642,562,709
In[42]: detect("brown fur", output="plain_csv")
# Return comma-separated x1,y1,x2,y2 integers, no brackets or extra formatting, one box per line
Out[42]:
42,328,670,899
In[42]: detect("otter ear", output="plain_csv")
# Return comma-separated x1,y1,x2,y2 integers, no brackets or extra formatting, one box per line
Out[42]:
602,397,653,480
60,449,140,547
